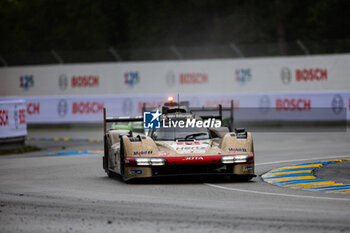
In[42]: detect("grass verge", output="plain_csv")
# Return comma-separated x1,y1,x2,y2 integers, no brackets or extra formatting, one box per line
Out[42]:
0,145,40,156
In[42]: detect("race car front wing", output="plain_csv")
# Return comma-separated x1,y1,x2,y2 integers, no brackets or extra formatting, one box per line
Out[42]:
123,154,255,179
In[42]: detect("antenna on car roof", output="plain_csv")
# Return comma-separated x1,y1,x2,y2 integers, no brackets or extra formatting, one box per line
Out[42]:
177,93,179,116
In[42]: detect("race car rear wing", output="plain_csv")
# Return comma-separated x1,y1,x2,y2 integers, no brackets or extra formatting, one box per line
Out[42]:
190,100,235,131
103,108,143,134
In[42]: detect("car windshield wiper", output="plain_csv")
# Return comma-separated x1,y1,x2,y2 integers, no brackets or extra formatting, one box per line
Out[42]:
184,133,207,140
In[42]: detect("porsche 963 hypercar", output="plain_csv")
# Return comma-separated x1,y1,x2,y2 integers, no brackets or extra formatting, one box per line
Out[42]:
103,99,255,182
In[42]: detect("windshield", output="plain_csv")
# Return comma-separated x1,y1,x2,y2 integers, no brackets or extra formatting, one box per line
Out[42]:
151,125,210,141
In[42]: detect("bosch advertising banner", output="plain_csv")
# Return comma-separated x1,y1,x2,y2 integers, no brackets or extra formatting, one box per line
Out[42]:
1,91,348,123
0,54,349,96
0,53,349,123
0,100,27,138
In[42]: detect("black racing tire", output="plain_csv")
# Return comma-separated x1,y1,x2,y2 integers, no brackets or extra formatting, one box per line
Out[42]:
119,137,126,180
103,135,108,172
103,134,115,178
106,169,114,178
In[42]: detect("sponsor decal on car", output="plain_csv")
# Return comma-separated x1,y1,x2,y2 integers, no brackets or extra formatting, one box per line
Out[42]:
133,151,153,155
175,145,207,154
176,146,207,150
243,166,253,172
228,148,247,152
129,169,143,175
177,142,200,145
183,156,204,161
159,151,170,157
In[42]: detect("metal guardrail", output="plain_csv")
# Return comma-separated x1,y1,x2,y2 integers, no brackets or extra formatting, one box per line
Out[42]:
1,39,349,66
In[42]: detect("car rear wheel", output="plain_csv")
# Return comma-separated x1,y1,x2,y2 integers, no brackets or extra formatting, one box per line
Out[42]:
119,137,126,181
103,135,109,173
104,135,116,178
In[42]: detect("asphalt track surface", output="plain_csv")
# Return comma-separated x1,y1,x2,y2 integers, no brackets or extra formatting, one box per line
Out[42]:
1,127,350,233
316,161,350,185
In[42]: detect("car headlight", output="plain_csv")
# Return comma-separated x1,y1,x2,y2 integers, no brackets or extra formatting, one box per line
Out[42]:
221,155,249,164
135,158,166,166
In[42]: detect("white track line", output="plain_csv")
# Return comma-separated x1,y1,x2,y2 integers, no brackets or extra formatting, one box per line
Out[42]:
255,155,350,166
205,155,350,201
204,183,350,201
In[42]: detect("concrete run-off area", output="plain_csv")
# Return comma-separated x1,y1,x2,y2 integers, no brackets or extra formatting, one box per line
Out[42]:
0,127,349,232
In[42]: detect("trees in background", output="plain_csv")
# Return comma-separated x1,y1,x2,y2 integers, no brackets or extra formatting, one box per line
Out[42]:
0,0,349,53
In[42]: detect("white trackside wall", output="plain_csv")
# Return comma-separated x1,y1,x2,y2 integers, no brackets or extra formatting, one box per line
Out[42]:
0,54,349,123
0,100,27,138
